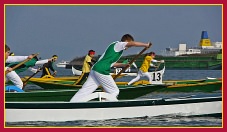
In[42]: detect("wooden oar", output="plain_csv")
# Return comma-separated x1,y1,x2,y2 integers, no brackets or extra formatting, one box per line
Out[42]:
52,72,57,77
5,53,39,74
22,67,42,89
113,42,152,80
154,62,162,72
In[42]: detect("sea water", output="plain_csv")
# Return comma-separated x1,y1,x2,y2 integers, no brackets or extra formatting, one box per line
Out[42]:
5,68,222,127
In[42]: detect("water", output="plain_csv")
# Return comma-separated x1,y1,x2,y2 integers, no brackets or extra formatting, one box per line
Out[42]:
6,68,222,127
6,116,222,127
17,67,222,81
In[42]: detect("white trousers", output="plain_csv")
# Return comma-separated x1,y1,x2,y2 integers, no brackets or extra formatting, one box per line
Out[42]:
70,70,120,102
5,67,23,89
128,69,152,85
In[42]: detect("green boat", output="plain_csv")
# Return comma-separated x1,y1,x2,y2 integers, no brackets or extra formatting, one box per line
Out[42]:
5,78,221,102
24,75,222,92
157,78,222,93
20,65,166,90
5,84,166,102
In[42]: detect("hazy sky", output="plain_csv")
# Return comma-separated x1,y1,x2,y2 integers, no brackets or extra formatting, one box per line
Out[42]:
6,5,222,62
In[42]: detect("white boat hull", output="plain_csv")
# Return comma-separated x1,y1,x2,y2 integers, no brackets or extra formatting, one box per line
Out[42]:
6,94,222,122
6,101,221,122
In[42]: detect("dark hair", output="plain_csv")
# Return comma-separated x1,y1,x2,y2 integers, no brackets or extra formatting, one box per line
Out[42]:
5,45,10,52
88,50,95,55
147,52,155,56
121,34,134,42
9,52,14,56
52,55,58,58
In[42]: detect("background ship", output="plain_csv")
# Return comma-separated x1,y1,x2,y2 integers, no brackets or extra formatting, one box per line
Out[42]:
67,31,222,70
56,60,70,68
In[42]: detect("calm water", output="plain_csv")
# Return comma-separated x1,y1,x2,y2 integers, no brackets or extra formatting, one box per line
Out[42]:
6,68,222,127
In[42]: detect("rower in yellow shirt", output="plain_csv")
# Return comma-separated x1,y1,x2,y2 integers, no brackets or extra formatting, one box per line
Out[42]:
82,50,96,73
127,52,164,85
74,50,96,85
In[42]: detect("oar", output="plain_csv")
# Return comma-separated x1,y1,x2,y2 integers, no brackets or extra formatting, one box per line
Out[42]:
113,42,152,80
154,62,162,72
22,67,43,89
52,72,57,77
5,53,39,74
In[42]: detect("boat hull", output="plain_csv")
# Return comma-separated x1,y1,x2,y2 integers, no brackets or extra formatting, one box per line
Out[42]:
26,77,222,93
22,76,80,82
159,81,222,93
5,84,166,102
5,94,222,122
6,78,222,102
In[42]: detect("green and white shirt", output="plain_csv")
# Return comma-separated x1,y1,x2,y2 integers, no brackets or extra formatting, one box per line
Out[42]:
92,41,127,75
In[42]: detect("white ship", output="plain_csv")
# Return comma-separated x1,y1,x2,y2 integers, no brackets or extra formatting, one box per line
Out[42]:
161,31,222,56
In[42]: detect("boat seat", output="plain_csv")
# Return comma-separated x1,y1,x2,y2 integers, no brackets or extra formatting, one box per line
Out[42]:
78,92,118,102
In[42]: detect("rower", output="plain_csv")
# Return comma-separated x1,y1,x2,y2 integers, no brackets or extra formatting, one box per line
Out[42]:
5,45,33,90
73,50,96,85
70,34,150,102
41,55,58,78
127,52,164,85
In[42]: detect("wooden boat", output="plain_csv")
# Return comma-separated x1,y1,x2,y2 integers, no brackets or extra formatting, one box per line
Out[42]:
21,76,80,82
5,77,222,102
24,65,165,89
23,76,222,93
5,93,222,122
5,67,166,102
21,74,126,84
5,83,166,102
72,64,165,76
160,78,222,93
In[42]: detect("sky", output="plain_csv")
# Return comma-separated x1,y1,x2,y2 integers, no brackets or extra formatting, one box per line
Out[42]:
5,5,222,62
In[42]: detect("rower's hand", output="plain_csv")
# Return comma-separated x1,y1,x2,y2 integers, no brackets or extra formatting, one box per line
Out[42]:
146,42,152,48
6,67,13,72
160,60,165,63
48,58,53,61
28,54,34,59
152,65,157,68
50,57,56,62
37,68,42,72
